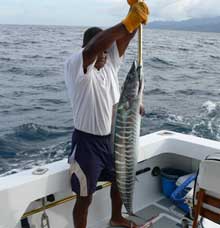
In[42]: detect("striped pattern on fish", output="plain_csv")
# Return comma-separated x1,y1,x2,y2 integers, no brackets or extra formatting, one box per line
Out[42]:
113,61,143,215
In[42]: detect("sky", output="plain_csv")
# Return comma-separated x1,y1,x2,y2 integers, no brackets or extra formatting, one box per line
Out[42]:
0,0,220,26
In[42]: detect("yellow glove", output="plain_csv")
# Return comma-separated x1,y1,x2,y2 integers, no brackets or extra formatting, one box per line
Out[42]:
122,2,149,33
127,0,138,6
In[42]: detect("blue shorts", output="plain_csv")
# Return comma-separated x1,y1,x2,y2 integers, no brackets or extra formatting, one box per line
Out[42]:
68,129,115,196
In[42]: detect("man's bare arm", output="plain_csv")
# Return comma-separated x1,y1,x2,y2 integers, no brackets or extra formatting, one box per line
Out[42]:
116,30,137,57
83,23,129,71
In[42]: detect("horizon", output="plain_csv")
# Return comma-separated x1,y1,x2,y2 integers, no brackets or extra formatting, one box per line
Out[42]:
0,15,220,28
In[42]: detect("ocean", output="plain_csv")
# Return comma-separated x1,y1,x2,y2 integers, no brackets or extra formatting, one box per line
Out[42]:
0,24,220,176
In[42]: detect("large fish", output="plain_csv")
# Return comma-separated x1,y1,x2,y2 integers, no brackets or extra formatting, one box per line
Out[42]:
114,61,144,215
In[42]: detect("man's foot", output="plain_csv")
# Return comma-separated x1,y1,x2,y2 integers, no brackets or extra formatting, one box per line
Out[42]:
110,217,139,228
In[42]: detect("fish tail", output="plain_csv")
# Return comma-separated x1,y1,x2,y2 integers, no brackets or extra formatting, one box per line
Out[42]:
129,212,145,222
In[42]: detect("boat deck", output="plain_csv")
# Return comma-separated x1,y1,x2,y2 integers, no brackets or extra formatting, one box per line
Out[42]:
93,197,189,228
93,196,220,228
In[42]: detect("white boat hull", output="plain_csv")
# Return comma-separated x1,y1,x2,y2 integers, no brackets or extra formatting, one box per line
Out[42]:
1,130,220,228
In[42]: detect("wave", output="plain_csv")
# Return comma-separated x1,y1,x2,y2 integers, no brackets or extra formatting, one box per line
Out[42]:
12,91,26,97
152,75,168,81
30,84,61,92
203,41,215,45
38,98,66,105
23,54,43,59
143,110,192,135
14,123,70,141
190,101,220,140
178,47,190,51
201,100,220,119
18,40,39,45
202,101,217,114
192,119,220,141
144,57,178,69
22,54,55,60
0,41,10,47
151,57,176,66
0,137,24,158
156,45,171,50
0,40,39,47
60,50,69,55
0,169,21,177
144,88,168,95
0,57,11,61
5,66,24,74
0,122,72,175
24,68,55,77
143,105,220,141
0,151,16,158
13,106,45,112
175,89,214,96
210,55,220,59
145,110,185,123
0,140,71,177
45,56,54,59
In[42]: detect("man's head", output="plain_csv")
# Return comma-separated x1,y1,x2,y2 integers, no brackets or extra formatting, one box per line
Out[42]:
82,27,102,48
83,27,107,70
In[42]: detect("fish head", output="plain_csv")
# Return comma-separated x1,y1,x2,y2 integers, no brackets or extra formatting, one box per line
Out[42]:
120,61,143,108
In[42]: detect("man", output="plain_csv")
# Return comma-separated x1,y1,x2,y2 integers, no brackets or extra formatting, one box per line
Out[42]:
64,1,149,227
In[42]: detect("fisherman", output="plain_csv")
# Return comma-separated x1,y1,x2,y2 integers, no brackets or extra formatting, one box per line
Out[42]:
64,1,149,227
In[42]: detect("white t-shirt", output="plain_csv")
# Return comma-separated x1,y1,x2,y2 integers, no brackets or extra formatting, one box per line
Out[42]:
64,42,122,136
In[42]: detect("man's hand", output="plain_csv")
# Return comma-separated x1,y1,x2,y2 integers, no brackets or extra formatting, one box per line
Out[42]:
122,2,149,33
140,104,145,116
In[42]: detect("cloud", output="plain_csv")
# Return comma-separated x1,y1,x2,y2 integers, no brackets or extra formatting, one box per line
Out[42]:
146,0,220,21
100,0,220,21
90,0,220,24
0,0,220,26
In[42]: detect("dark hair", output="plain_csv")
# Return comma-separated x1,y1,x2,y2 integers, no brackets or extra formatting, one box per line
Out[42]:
82,27,102,47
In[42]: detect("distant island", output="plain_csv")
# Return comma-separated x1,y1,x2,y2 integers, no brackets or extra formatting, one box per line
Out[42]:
148,16,220,33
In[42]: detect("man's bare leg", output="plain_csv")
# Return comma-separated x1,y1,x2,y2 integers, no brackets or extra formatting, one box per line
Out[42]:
110,183,138,228
73,195,93,228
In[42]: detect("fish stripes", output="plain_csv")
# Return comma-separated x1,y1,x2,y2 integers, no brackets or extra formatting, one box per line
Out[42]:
114,61,143,215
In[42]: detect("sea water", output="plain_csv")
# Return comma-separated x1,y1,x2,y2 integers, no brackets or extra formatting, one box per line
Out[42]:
0,24,220,176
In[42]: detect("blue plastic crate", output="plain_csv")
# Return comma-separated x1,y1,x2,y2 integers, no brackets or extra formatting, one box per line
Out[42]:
161,168,188,198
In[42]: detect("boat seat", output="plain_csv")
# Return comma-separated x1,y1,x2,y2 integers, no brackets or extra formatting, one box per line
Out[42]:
193,153,220,228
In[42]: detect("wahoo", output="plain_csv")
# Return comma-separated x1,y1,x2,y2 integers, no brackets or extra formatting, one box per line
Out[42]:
114,61,144,215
